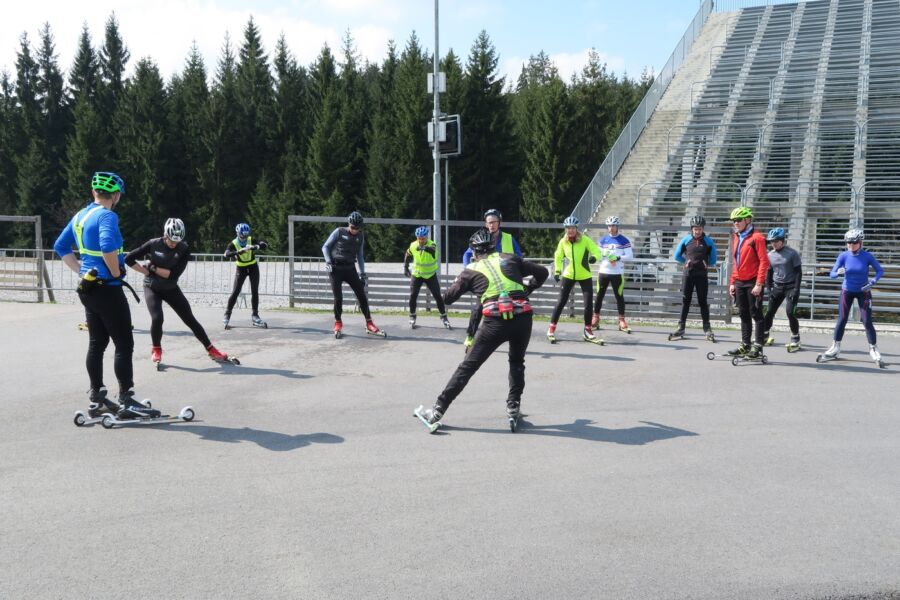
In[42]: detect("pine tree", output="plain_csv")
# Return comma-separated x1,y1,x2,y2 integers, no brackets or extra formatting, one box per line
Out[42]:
247,169,291,252
0,73,18,244
61,93,103,215
97,13,129,168
68,24,98,101
35,23,68,231
113,58,171,244
455,31,521,249
336,31,368,217
167,44,211,246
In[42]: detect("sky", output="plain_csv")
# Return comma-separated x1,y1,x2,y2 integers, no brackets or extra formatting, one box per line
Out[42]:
0,0,701,87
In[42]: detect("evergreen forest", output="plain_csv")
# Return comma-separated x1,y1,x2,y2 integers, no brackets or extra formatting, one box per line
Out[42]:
0,16,652,258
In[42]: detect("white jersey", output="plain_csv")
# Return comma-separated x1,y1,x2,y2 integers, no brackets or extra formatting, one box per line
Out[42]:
597,233,633,275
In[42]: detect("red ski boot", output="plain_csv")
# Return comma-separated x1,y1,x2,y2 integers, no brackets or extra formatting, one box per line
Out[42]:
365,320,386,337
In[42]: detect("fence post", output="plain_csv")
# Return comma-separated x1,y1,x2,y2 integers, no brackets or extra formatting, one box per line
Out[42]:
288,218,295,308
34,216,44,303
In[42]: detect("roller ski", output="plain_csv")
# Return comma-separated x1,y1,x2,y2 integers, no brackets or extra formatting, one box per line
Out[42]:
618,317,631,334
785,335,801,353
333,320,343,339
207,344,240,365
151,346,163,371
441,315,452,330
413,404,442,433
251,314,268,329
222,312,231,330
365,320,386,338
101,405,195,429
73,388,120,427
582,326,604,345
705,328,716,343
815,341,841,364
707,343,749,362
730,343,768,366
547,324,557,344
409,314,417,329
870,344,887,369
668,324,686,342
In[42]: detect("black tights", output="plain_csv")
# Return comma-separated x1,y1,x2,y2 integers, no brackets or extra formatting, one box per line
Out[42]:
79,285,134,393
330,266,371,321
409,275,446,315
225,264,260,315
144,285,211,348
551,278,594,325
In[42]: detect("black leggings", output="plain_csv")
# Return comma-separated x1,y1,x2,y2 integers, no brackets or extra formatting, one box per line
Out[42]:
679,271,710,326
225,263,260,315
144,285,211,348
734,281,765,345
79,285,134,393
763,285,799,337
595,273,626,316
437,314,532,414
551,278,594,325
330,265,371,321
409,275,446,315
833,290,876,344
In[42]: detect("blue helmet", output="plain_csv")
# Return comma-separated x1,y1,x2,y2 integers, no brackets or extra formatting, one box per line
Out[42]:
235,223,251,238
415,226,430,238
766,227,786,242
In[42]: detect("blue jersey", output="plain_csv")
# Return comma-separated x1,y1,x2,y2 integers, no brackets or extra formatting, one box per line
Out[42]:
462,231,521,266
830,249,883,292
53,203,125,283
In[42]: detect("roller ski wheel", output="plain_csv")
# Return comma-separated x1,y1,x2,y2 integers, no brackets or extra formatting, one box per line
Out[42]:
731,353,768,366
413,405,441,434
101,406,195,429
509,415,519,433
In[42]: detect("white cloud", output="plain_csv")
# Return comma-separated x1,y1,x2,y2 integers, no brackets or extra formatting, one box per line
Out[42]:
501,48,628,86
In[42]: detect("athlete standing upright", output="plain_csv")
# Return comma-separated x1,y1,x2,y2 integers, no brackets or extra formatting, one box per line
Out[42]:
593,215,634,333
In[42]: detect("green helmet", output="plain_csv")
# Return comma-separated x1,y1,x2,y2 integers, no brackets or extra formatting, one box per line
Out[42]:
730,206,752,220
91,172,125,195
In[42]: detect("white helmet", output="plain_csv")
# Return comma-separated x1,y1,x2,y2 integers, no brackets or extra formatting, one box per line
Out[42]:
843,228,864,244
605,215,620,226
164,218,186,242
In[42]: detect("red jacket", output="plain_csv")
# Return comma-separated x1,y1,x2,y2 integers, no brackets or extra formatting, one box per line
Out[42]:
730,228,770,285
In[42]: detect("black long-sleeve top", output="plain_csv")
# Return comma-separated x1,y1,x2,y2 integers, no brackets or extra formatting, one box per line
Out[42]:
125,237,191,291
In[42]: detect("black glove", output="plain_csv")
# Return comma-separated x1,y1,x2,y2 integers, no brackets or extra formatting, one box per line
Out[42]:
360,272,368,284
589,256,597,264
416,246,426,253
404,266,411,278
324,262,333,273
148,263,158,274
553,273,560,283
258,241,268,250
790,293,800,306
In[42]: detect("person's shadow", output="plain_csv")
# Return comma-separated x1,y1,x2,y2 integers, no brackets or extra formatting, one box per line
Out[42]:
444,419,698,444
161,364,312,379
160,424,344,451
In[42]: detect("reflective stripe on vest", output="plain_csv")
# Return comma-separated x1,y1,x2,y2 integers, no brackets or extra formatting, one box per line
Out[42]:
73,205,123,257
500,232,515,254
408,240,438,278
234,236,257,267
470,253,525,304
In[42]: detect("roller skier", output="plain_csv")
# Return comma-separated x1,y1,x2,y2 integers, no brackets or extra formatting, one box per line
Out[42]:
126,218,237,369
415,228,548,433
593,215,634,333
727,206,770,362
761,228,802,352
404,226,451,330
547,216,603,344
223,223,269,329
670,215,717,342
322,211,385,338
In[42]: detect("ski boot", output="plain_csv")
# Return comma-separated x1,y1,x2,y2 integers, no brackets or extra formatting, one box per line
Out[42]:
763,333,775,347
727,343,750,357
463,335,474,354
366,319,387,337
870,344,886,368
618,317,631,333
75,388,121,427
222,312,231,330
785,335,801,353
546,323,557,344
409,314,417,329
333,320,343,339
116,390,161,420
704,326,716,343
732,343,767,366
507,402,521,433
590,313,600,329
441,314,452,330
582,325,604,345
413,404,443,433
251,314,268,328
668,324,686,341
208,344,240,365
151,346,162,370
816,341,840,363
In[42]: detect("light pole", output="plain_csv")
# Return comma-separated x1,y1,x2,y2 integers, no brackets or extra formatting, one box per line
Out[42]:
432,0,442,260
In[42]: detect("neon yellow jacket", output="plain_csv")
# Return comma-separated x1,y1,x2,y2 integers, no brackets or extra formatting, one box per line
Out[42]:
554,234,602,281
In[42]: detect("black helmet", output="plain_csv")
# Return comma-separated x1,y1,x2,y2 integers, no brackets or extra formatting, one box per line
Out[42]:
483,208,502,222
348,211,364,228
469,228,495,255
690,215,706,227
